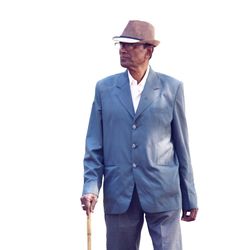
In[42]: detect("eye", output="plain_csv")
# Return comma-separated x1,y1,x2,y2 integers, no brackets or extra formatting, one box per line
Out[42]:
119,43,132,49
118,42,145,50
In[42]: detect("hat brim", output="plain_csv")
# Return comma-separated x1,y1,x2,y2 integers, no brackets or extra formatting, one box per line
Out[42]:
113,36,142,43
113,36,160,47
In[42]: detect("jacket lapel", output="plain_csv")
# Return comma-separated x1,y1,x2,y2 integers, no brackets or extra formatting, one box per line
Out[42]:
135,69,161,120
115,71,135,118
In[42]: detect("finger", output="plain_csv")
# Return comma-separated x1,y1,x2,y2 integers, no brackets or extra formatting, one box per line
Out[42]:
90,197,98,212
181,211,192,221
190,208,198,220
80,197,85,209
184,215,194,222
182,209,198,222
181,212,189,221
81,204,87,211
80,196,91,215
85,199,91,215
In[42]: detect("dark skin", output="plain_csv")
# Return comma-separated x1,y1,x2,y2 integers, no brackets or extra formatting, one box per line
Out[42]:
119,42,153,82
81,42,198,221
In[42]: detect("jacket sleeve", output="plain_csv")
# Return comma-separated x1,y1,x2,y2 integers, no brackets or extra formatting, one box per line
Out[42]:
82,82,104,196
171,83,198,210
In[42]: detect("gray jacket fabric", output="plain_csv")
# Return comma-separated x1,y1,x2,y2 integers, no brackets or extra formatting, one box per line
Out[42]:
83,68,197,214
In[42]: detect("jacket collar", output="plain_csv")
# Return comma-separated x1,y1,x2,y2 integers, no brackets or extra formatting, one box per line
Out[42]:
115,68,161,120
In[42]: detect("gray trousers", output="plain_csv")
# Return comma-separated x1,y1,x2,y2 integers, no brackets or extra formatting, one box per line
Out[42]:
105,187,182,250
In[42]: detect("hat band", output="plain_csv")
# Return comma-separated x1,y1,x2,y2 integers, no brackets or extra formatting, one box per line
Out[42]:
113,35,143,43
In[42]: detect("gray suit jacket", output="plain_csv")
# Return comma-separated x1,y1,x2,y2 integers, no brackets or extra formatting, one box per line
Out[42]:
83,68,197,214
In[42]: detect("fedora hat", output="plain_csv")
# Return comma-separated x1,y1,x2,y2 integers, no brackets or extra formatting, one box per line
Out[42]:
113,20,160,47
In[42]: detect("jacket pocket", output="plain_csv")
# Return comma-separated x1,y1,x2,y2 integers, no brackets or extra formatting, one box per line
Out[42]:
156,141,175,166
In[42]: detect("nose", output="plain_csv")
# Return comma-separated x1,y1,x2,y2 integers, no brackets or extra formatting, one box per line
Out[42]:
119,46,128,55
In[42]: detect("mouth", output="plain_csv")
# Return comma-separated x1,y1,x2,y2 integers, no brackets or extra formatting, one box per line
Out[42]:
120,55,130,60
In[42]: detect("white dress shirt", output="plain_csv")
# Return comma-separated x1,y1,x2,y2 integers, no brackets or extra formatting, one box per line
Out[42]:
128,66,150,112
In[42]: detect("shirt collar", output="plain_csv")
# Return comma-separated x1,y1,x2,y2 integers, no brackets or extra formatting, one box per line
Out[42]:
128,66,150,87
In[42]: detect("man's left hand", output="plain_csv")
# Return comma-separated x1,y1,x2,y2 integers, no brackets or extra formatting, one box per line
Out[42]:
181,208,198,222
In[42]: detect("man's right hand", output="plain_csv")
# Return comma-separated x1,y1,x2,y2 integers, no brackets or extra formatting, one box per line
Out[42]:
80,194,98,216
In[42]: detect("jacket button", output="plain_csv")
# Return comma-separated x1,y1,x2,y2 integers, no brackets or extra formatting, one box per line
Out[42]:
132,143,136,149
132,124,137,129
132,163,137,168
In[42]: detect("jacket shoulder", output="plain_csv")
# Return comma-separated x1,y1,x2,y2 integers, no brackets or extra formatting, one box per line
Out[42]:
96,72,125,90
156,72,182,87
152,71,183,97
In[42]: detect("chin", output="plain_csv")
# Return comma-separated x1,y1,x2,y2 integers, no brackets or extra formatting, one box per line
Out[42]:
120,61,128,68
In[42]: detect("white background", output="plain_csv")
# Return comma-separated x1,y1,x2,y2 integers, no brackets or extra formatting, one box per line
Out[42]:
1,0,250,249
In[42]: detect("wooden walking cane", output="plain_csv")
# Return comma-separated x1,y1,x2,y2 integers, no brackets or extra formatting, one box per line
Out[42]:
87,213,92,250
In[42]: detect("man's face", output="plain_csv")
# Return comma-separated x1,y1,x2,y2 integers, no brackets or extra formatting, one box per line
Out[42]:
118,42,152,70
